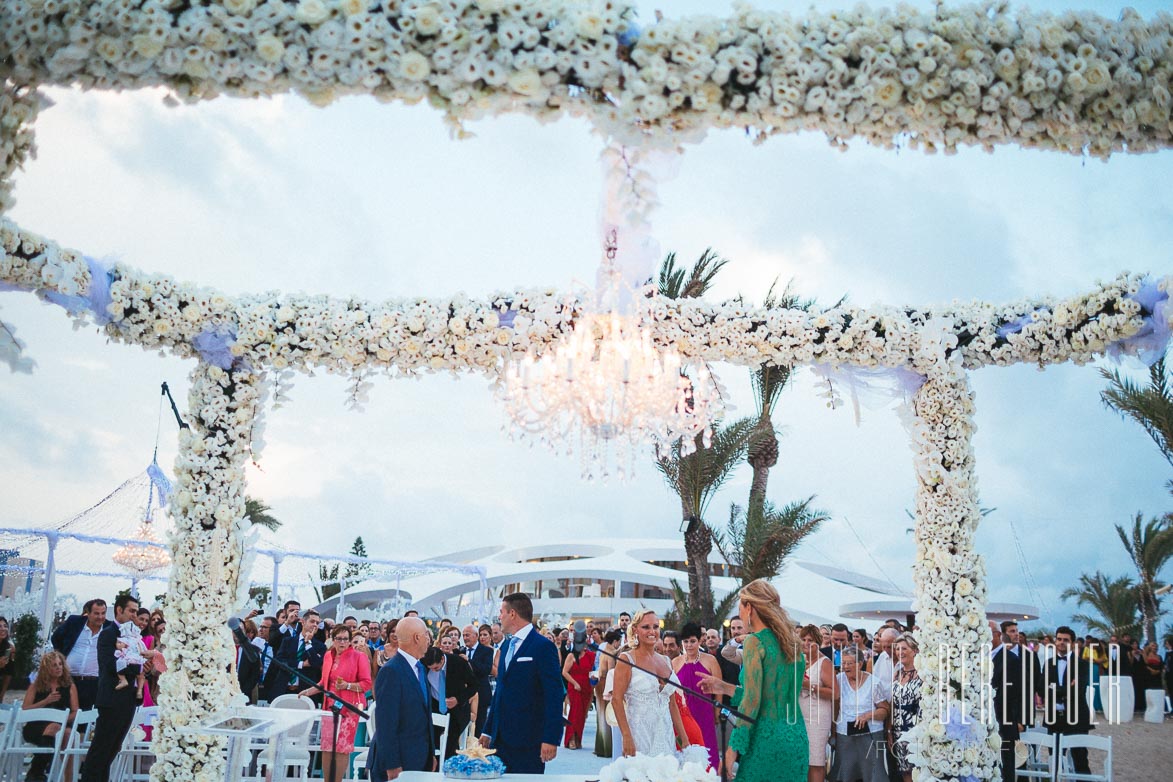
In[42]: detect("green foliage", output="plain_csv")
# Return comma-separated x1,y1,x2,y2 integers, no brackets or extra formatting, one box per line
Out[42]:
245,497,282,531
1114,512,1173,643
248,586,272,611
12,612,41,681
661,580,740,631
716,498,831,586
657,248,728,300
656,419,757,522
1060,571,1141,637
314,536,372,604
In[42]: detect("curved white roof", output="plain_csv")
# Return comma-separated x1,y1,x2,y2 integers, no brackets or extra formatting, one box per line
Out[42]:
313,537,911,628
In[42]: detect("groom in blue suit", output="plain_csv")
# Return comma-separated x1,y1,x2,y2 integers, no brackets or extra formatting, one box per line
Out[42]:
369,616,436,780
480,592,565,773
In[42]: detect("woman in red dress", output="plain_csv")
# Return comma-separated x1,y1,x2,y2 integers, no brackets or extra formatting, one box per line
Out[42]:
562,645,596,749
301,625,372,782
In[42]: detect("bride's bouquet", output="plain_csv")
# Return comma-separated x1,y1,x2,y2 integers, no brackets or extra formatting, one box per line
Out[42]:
598,747,716,782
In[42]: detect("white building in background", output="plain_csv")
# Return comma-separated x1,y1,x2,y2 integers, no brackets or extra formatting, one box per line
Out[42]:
311,538,919,629
0,552,44,599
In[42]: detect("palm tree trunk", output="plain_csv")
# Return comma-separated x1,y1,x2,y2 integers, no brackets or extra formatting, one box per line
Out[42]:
683,514,715,626
1140,584,1158,645
747,415,777,516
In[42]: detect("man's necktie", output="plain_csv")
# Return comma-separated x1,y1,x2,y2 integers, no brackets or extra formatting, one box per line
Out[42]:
261,643,270,676
416,660,429,704
291,639,306,685
503,636,519,672
438,668,448,714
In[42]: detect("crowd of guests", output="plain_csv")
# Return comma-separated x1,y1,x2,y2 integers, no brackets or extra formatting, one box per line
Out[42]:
12,592,1173,782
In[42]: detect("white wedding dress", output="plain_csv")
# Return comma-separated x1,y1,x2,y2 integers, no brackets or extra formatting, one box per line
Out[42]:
621,652,678,756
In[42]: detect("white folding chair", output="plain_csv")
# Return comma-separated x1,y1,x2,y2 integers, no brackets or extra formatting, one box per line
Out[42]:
1,708,71,782
1056,734,1111,782
432,713,450,762
1016,730,1057,782
110,706,157,782
348,700,375,781
262,694,316,781
51,709,98,782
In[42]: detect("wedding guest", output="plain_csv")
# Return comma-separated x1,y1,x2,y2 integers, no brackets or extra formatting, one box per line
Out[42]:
798,625,835,782
255,616,283,704
377,619,400,667
276,610,325,700
594,628,621,759
853,629,872,663
661,630,681,660
1041,627,1093,775
466,625,495,737
278,600,302,640
423,644,478,759
81,593,141,782
51,598,115,710
819,625,832,647
616,612,632,645
354,623,378,687
22,651,79,782
0,616,13,703
368,617,435,779
820,624,850,671
491,623,505,647
696,580,807,782
237,619,261,703
829,646,889,782
1163,638,1173,703
889,634,921,782
300,625,371,782
991,620,1040,782
870,628,899,704
673,622,723,769
562,639,596,750
144,612,166,701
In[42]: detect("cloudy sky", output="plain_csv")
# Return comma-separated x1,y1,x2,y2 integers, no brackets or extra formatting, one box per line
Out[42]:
2,0,1171,632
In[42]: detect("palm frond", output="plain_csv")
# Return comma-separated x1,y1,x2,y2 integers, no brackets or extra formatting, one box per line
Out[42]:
1061,571,1141,636
244,497,281,531
718,498,831,585
1100,358,1173,467
657,249,729,301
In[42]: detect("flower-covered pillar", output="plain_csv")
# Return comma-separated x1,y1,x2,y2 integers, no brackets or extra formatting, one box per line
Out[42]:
905,332,1000,781
150,361,261,782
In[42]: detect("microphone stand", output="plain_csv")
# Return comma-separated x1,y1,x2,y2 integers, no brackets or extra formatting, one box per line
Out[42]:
235,627,368,782
588,642,754,782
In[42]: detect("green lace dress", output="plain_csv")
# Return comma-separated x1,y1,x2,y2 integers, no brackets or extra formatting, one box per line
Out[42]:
730,629,808,782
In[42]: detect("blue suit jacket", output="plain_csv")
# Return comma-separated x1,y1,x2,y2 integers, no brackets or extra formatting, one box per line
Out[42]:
369,652,434,777
483,628,564,753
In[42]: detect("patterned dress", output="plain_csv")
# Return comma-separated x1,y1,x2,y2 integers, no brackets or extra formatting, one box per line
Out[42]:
890,667,922,773
731,630,808,782
621,652,678,756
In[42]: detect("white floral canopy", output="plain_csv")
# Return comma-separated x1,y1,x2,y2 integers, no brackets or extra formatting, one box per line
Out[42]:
2,2,1172,781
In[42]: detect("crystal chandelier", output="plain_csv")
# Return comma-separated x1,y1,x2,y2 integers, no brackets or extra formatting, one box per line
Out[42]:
112,515,171,575
499,227,722,480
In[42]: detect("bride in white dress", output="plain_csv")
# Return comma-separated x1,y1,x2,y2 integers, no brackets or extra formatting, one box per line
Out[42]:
611,609,690,757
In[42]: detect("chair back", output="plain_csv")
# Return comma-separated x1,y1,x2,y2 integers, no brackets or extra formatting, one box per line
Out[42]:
1056,733,1112,782
270,695,317,743
1017,731,1057,781
431,712,450,761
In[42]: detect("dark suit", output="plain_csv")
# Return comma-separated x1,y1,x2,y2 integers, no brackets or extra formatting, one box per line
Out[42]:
1041,653,1094,775
254,639,285,704
466,643,494,736
237,643,261,704
275,633,326,698
991,645,1041,782
430,652,479,758
51,616,116,710
369,652,434,779
80,624,139,782
483,628,564,774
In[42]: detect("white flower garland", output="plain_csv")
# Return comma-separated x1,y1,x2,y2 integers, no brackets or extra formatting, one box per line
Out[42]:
1,1,1171,155
0,218,1166,376
0,84,41,214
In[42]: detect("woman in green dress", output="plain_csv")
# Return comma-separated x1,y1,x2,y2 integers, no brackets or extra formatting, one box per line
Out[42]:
700,579,808,782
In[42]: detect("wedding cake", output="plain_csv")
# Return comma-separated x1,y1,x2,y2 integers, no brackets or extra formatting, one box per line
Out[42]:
441,744,506,780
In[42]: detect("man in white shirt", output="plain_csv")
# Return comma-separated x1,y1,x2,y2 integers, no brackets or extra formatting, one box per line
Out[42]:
870,627,900,692
52,598,114,710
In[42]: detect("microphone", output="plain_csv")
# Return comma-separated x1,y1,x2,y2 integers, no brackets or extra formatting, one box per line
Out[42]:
227,616,250,647
572,620,588,652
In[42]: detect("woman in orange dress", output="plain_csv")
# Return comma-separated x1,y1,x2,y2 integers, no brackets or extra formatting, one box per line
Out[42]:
300,625,372,782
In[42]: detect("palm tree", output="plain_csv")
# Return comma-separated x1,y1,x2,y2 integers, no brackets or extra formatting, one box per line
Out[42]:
747,280,815,514
1101,359,1173,488
653,247,739,627
244,497,281,531
1060,572,1142,637
716,498,831,586
1115,512,1173,645
656,419,756,626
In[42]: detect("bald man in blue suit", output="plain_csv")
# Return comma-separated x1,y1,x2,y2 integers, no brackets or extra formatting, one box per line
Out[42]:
369,617,435,780
480,593,564,774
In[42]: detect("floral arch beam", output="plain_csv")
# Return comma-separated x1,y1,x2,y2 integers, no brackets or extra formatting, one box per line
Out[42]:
1,1,1173,165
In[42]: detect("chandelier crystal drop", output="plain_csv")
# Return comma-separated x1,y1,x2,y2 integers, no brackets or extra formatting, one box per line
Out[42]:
112,516,171,575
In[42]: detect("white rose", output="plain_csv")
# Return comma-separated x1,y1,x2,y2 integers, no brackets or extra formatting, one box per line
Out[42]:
339,0,365,15
294,0,330,25
255,34,285,63
413,5,441,36
399,51,431,81
507,68,543,96
223,0,256,14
